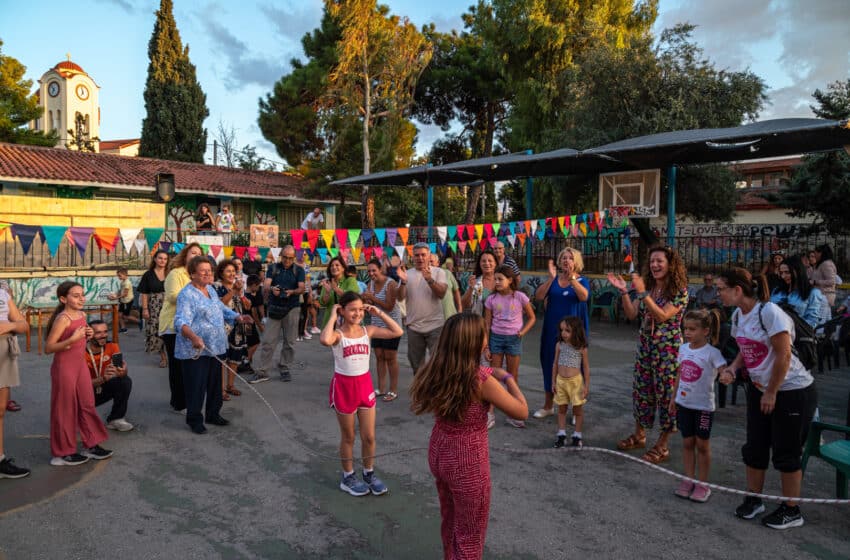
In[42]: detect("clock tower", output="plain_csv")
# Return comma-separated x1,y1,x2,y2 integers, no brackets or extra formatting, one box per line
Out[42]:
29,54,100,151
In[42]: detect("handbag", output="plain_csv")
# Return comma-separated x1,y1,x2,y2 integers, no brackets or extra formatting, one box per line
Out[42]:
267,303,288,320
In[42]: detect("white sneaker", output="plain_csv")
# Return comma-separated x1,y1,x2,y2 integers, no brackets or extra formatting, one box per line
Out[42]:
296,337,303,342
506,418,526,428
310,327,320,334
532,408,554,419
107,418,134,432
302,332,312,340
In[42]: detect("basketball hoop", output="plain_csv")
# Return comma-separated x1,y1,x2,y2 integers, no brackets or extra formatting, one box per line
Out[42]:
599,169,660,218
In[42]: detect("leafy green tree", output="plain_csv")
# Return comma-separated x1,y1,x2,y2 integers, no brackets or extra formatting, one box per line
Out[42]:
502,23,765,222
139,0,209,162
258,5,429,228
66,113,100,152
767,79,850,234
325,0,432,228
0,39,58,146
413,12,510,223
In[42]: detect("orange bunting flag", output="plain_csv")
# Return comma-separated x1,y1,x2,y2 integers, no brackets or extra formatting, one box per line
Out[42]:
397,227,409,246
524,220,531,235
517,233,527,247
93,227,119,254
223,246,234,258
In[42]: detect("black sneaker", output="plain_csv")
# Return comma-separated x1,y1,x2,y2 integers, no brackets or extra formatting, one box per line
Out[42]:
279,370,292,382
735,496,765,519
50,453,90,466
82,445,114,460
207,416,230,426
762,503,804,530
571,435,583,449
0,457,31,479
553,435,566,448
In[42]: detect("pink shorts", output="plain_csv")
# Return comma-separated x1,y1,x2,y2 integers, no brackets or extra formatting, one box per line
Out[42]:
329,372,376,414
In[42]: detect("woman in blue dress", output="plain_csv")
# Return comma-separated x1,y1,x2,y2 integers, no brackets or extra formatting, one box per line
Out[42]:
534,247,590,418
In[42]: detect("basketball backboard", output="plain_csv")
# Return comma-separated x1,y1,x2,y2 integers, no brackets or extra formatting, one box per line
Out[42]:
598,169,660,218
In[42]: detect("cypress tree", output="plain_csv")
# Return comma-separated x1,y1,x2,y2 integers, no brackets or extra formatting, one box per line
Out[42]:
139,0,209,162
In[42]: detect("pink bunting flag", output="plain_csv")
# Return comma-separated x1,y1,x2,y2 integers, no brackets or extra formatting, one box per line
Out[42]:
335,229,348,249
290,229,304,248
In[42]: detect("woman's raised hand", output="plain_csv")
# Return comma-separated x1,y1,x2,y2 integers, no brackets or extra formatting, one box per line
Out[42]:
606,272,626,291
396,265,408,283
548,258,558,278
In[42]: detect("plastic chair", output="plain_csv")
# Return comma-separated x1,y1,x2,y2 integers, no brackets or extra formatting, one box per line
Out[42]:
801,419,850,499
590,287,618,323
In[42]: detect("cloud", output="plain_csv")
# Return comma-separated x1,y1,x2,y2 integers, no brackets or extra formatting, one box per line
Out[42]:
196,8,290,89
94,0,137,13
657,0,850,118
260,2,323,44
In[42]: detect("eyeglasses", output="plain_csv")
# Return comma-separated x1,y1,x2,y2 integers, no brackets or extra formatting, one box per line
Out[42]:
281,255,295,260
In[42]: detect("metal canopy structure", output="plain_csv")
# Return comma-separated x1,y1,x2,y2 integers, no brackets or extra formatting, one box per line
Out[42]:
331,118,850,187
330,117,850,263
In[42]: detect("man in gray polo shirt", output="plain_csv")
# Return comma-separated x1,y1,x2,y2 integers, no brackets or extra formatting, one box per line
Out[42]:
397,243,447,374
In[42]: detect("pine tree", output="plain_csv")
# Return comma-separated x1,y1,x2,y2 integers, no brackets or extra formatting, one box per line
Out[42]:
139,0,209,162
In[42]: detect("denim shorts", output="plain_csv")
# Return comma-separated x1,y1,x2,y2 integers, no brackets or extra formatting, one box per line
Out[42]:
489,332,521,356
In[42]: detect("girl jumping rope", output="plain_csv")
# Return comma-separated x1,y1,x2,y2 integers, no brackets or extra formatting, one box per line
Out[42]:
484,265,536,428
552,316,590,448
320,291,403,497
44,281,112,466
668,308,733,502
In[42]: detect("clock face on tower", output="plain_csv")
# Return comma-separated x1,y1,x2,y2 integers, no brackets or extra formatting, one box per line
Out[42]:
48,82,60,97
75,84,89,100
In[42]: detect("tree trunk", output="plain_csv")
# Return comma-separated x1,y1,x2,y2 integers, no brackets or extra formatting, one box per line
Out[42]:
463,102,496,224
361,54,376,229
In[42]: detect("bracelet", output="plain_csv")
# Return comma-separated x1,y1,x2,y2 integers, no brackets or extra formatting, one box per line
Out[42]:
501,373,513,383
399,281,407,286
636,291,650,299
619,289,628,295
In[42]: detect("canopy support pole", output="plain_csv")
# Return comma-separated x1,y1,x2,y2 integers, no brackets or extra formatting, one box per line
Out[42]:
525,149,534,271
666,165,677,247
426,163,433,243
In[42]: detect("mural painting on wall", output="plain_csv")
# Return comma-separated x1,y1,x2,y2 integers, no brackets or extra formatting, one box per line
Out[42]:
253,209,278,225
250,224,278,247
6,276,124,308
166,197,198,241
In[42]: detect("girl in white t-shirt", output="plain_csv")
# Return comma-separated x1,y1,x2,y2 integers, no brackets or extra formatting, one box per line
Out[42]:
717,268,816,530
669,309,732,503
319,291,403,498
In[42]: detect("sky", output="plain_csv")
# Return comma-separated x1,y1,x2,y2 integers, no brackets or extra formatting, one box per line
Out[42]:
1,0,848,169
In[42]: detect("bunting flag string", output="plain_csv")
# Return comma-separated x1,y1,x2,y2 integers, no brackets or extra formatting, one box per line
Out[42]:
0,207,631,267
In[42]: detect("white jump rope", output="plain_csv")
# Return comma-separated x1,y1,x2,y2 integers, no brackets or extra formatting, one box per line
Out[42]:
192,346,850,506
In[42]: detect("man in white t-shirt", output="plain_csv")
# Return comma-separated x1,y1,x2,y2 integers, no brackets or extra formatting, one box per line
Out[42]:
397,243,447,374
300,207,324,230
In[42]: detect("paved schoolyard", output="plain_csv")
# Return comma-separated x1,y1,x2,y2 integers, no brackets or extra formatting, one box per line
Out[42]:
1,319,848,559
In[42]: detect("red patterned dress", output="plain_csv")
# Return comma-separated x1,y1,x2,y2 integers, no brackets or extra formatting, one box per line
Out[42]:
428,366,492,560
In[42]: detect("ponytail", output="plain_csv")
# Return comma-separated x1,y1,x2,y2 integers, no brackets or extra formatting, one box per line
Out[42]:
684,308,723,346
719,267,769,302
44,281,81,339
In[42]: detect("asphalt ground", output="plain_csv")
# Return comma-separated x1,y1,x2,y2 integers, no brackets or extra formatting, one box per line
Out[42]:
1,318,849,559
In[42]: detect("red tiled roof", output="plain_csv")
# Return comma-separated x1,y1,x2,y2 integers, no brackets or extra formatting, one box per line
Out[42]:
0,142,312,200
736,186,780,210
53,60,86,76
99,138,140,151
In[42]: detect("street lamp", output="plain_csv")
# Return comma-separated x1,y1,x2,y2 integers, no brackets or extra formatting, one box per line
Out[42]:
155,173,175,202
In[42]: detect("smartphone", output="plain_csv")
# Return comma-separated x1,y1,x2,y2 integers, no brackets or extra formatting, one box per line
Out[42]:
111,352,124,369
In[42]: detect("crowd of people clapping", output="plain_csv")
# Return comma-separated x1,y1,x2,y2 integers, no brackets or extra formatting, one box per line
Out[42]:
1,234,845,557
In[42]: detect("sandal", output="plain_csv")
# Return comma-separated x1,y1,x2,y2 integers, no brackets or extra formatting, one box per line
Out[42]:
642,445,670,464
222,392,231,401
158,359,167,368
225,386,241,396
382,391,398,402
617,434,646,450
6,400,21,412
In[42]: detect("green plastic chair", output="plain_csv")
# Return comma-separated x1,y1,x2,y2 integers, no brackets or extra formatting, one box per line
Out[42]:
590,287,619,324
801,421,850,499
